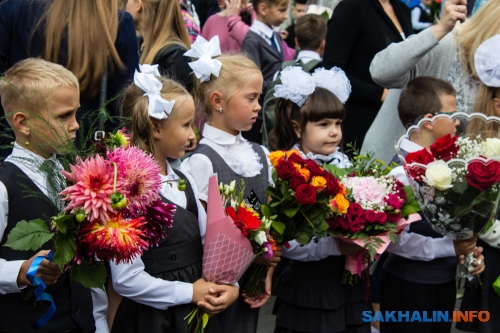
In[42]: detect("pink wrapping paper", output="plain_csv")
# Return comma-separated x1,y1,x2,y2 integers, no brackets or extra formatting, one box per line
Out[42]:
202,175,255,284
341,213,421,275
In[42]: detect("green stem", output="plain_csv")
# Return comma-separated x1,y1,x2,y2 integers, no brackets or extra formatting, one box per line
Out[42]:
301,212,317,231
112,162,117,192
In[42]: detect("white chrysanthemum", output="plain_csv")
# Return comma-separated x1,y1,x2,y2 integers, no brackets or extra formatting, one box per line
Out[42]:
312,67,352,104
274,66,315,107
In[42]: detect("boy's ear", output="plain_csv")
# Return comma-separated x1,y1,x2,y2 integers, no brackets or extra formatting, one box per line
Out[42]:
291,120,301,138
493,98,500,116
421,113,434,131
12,112,31,136
209,91,223,113
258,2,268,16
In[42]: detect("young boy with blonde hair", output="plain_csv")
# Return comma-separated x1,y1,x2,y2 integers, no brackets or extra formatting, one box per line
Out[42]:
0,58,107,333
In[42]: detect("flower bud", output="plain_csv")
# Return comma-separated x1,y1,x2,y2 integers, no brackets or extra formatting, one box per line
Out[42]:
110,192,128,210
178,179,187,191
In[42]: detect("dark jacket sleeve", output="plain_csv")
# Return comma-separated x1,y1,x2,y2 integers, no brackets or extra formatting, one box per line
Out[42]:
322,1,384,106
153,44,194,93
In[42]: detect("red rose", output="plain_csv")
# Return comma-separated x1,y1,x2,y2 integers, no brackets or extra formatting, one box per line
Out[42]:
405,148,435,165
290,173,307,191
276,160,296,181
336,216,350,231
287,152,307,165
376,212,387,224
326,217,339,229
365,210,377,223
348,203,363,216
394,179,407,200
355,212,367,223
294,184,317,205
429,134,459,161
466,160,500,191
349,221,363,233
322,171,343,196
387,212,401,222
305,159,324,177
405,164,427,182
386,194,402,209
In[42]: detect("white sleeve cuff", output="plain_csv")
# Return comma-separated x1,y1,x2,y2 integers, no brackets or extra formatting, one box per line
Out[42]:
174,281,193,305
0,260,25,294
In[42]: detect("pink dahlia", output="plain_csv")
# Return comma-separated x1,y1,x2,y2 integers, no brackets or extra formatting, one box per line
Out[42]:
78,213,148,264
61,155,125,222
107,146,162,212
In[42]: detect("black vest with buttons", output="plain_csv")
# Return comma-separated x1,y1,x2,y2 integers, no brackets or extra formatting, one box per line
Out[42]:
0,162,95,333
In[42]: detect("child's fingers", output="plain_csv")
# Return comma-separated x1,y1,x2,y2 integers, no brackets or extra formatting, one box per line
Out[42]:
197,300,224,315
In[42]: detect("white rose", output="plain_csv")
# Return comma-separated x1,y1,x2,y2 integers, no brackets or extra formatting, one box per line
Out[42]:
424,160,454,191
481,138,500,159
254,231,267,245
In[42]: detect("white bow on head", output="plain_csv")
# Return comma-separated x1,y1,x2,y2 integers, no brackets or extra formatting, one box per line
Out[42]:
134,64,175,120
475,34,500,88
312,67,351,104
184,35,222,82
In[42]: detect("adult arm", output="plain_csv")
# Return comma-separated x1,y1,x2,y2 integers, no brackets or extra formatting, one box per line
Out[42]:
226,15,251,45
370,0,466,88
322,1,384,106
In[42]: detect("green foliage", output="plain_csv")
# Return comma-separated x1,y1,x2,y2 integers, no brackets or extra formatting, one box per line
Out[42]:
4,219,53,251
70,261,107,289
52,232,76,271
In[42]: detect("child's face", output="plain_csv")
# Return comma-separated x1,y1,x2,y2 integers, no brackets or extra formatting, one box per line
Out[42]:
28,87,80,157
220,72,263,135
292,3,306,20
431,94,459,140
262,0,289,27
157,96,196,160
299,118,343,156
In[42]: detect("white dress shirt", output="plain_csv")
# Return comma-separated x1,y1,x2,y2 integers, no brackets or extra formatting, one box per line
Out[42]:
295,50,322,65
0,143,109,332
411,3,432,32
250,19,281,53
386,138,456,260
110,162,207,310
180,124,273,202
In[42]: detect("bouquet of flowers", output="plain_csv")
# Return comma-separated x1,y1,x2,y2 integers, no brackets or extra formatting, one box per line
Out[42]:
263,150,346,246
5,129,176,324
397,113,500,284
185,175,273,333
324,151,420,283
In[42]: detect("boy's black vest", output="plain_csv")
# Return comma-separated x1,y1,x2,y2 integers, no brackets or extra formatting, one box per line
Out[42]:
384,155,457,284
411,4,432,33
0,162,94,333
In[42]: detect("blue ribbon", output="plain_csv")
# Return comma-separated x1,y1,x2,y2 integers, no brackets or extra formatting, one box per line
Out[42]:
26,250,56,329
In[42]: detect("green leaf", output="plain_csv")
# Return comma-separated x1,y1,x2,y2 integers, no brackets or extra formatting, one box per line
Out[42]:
52,232,76,270
70,261,107,289
4,219,53,251
318,219,330,231
295,232,310,245
53,214,77,234
284,205,299,218
401,200,421,217
271,221,285,235
452,180,468,194
261,204,271,218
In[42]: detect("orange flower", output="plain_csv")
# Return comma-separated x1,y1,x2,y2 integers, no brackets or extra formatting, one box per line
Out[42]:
329,193,349,214
268,151,286,167
285,150,300,158
310,176,327,192
294,163,311,182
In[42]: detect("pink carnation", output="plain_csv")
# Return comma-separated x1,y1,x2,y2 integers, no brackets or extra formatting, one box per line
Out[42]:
343,176,387,208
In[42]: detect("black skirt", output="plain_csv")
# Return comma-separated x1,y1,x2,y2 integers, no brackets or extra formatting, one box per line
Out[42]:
456,239,500,333
273,256,371,333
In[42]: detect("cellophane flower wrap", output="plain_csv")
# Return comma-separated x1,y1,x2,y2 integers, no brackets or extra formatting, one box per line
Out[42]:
323,150,420,283
397,113,500,285
185,175,269,333
262,150,346,246
5,129,176,289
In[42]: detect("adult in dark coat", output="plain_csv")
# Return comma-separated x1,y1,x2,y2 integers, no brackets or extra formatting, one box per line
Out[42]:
322,0,413,151
192,0,219,29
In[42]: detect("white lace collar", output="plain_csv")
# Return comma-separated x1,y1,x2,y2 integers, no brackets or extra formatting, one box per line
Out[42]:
203,124,263,177
292,144,351,168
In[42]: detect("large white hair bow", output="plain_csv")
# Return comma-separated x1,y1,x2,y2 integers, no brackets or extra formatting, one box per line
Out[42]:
312,67,351,104
475,34,500,88
183,35,222,82
274,67,315,107
134,64,175,120
274,66,351,106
